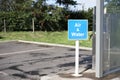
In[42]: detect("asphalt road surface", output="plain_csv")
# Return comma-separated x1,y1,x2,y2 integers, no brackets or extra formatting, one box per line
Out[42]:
0,41,92,80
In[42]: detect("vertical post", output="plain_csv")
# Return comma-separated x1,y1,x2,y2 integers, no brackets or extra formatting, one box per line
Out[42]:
75,40,79,76
92,6,96,70
96,0,104,78
72,40,82,77
4,19,6,33
32,18,35,33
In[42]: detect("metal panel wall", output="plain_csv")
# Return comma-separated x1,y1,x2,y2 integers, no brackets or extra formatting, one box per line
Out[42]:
103,0,120,75
96,0,120,78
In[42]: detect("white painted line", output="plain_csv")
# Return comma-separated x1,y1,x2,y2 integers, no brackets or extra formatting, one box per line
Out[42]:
0,71,8,76
0,47,54,56
41,76,51,80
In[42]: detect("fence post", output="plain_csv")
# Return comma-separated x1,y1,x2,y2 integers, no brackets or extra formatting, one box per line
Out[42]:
32,18,35,33
4,19,6,33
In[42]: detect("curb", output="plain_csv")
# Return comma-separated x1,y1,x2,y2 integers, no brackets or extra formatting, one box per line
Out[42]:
18,40,92,51
0,40,17,43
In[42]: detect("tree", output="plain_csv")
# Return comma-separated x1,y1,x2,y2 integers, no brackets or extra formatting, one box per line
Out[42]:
105,0,120,13
56,0,77,9
0,0,93,31
0,0,34,31
67,8,93,31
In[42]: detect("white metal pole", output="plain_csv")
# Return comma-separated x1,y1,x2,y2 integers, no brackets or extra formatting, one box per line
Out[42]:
72,40,82,77
75,40,79,76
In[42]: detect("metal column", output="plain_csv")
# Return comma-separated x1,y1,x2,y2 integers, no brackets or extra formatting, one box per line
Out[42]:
96,0,104,78
92,6,96,70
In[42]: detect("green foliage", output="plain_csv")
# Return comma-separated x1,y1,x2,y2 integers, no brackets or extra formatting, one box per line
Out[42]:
0,0,34,31
64,9,93,31
56,0,77,8
105,0,120,13
0,0,93,31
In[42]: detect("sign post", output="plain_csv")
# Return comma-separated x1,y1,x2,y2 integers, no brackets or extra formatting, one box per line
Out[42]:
75,40,80,76
68,20,88,76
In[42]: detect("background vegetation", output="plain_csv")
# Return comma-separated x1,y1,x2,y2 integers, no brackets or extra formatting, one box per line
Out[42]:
0,0,93,32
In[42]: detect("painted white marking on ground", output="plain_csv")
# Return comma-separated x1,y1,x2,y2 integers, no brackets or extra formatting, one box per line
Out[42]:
0,71,8,76
0,47,54,56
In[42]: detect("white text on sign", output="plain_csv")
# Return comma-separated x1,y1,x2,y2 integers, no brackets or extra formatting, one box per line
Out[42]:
75,23,81,27
71,32,84,37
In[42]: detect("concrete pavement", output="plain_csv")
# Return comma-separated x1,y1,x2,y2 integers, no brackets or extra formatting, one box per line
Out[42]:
41,68,94,80
41,69,120,80
0,41,120,80
0,41,92,80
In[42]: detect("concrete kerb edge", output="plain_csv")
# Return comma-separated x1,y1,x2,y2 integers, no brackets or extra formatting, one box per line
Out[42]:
18,40,92,51
0,40,17,43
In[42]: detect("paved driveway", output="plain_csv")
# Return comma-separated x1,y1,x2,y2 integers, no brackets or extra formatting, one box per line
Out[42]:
0,41,92,80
